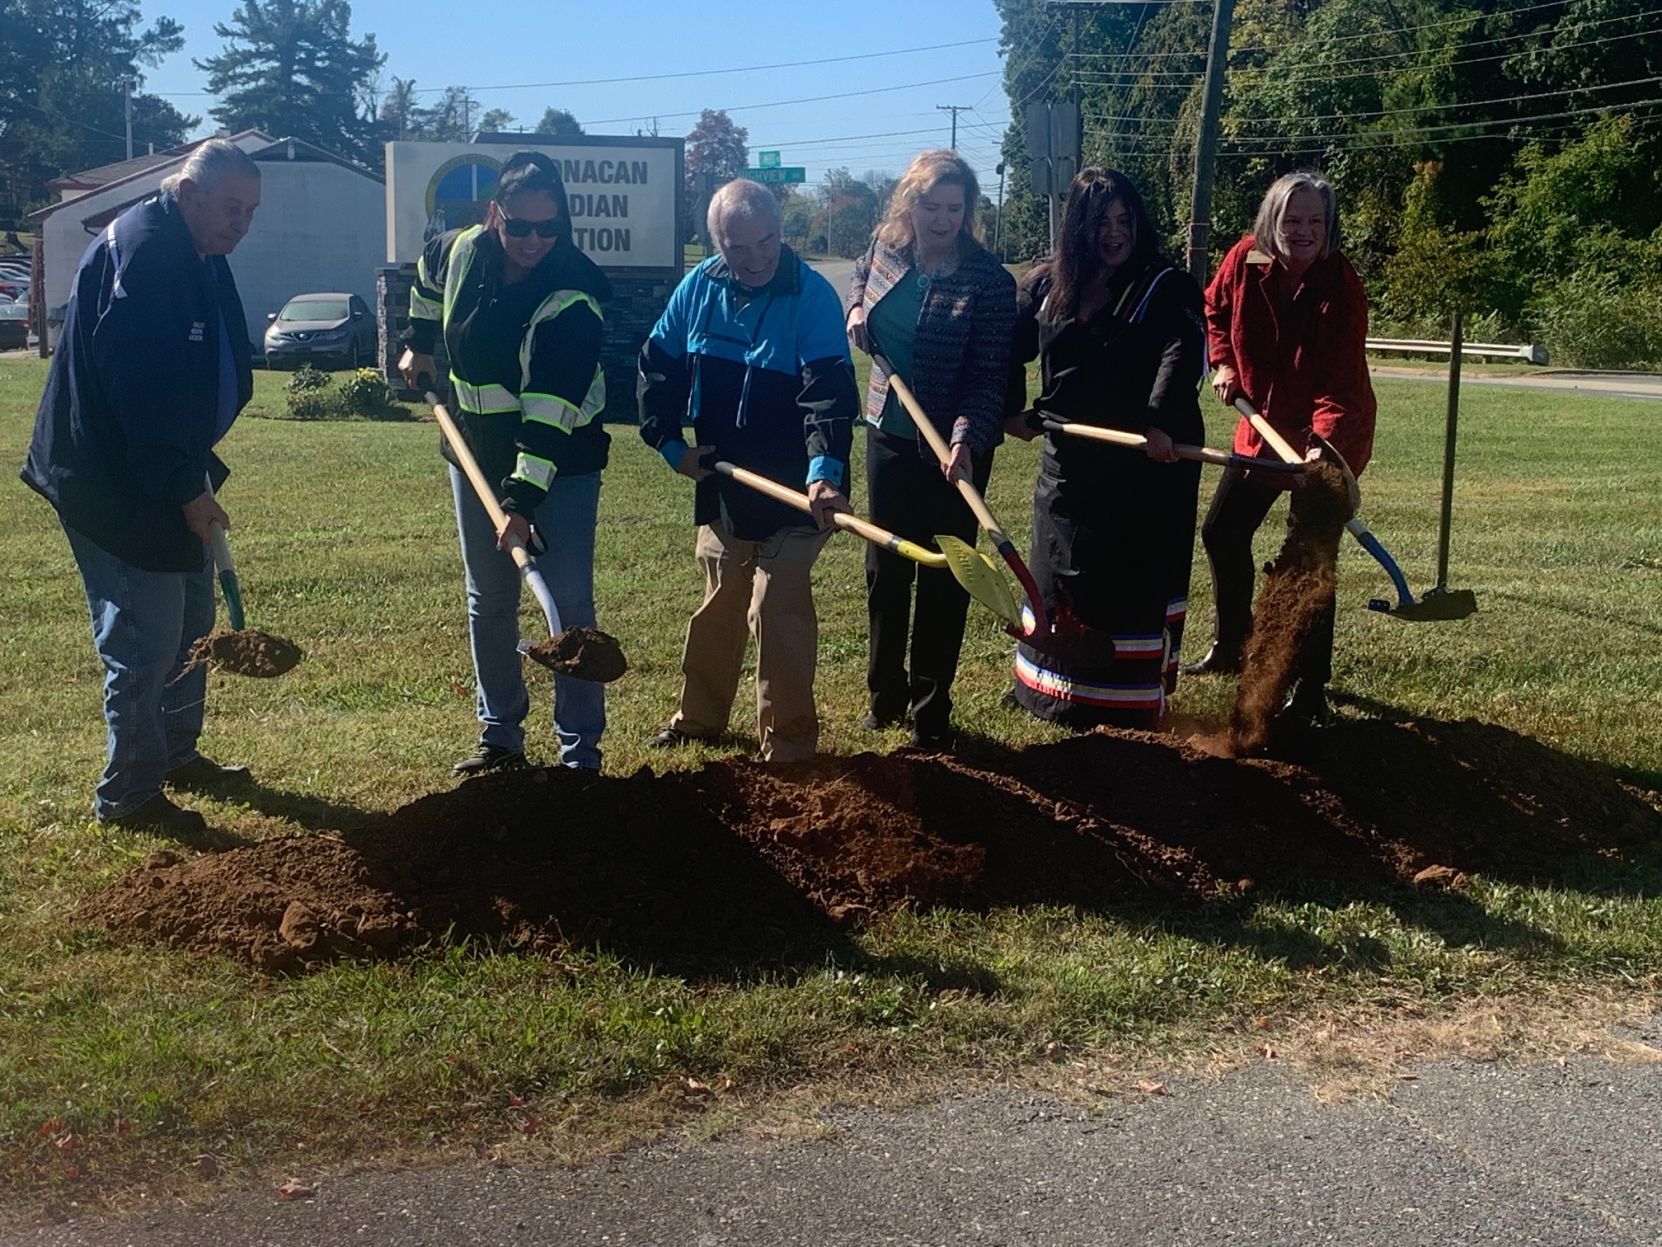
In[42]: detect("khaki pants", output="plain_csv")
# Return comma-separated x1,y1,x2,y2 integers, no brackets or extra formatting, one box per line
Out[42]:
669,519,831,762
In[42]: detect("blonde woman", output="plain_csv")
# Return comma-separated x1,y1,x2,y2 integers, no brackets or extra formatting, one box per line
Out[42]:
845,150,1016,750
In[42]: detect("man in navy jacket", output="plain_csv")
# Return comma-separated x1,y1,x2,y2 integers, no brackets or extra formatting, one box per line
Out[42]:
638,179,857,762
21,139,261,835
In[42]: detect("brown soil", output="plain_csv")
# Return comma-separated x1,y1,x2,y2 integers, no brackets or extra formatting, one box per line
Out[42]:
1229,462,1351,754
183,629,303,679
76,716,1662,976
525,626,629,683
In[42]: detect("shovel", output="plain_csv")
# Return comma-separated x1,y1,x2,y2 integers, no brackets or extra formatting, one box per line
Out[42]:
1038,415,1304,474
184,474,303,678
1230,397,1469,619
427,391,628,682
868,350,1051,639
708,458,1022,630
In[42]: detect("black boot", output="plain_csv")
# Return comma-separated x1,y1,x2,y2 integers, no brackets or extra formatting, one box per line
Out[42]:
101,792,209,836
1179,641,1242,677
452,744,528,776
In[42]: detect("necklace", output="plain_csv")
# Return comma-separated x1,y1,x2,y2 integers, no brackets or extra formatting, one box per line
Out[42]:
913,246,952,293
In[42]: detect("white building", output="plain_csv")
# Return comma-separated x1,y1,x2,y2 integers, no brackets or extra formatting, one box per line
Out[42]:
31,131,385,352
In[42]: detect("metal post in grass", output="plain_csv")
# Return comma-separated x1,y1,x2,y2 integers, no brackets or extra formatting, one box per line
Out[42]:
1438,309,1464,592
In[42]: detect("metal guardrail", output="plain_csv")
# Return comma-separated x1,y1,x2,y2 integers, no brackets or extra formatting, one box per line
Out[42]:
1368,337,1548,365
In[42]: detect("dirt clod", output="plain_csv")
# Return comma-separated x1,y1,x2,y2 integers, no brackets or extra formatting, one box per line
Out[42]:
184,629,303,679
75,715,1662,976
525,626,628,683
1230,462,1351,754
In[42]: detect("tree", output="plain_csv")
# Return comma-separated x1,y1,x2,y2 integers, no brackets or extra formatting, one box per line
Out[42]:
816,167,877,258
535,108,584,137
0,0,198,218
476,107,515,135
379,75,419,140
413,86,478,143
685,108,749,199
196,0,384,166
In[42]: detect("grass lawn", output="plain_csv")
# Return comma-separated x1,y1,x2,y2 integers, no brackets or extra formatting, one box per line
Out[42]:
1,357,1660,1219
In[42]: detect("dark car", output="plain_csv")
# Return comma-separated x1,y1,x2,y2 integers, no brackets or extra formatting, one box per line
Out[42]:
263,292,377,369
0,300,28,350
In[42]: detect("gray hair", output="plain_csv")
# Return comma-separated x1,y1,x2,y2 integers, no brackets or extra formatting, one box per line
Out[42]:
160,138,262,196
707,178,781,245
1252,171,1338,262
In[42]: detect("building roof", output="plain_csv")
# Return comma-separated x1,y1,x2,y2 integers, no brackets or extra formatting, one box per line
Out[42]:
31,135,381,228
47,131,276,193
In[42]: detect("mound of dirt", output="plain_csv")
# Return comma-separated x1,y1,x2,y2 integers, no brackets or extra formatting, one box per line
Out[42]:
77,717,1662,975
184,629,303,678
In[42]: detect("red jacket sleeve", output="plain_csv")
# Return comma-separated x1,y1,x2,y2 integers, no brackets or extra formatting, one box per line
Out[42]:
1204,240,1244,377
1308,258,1377,476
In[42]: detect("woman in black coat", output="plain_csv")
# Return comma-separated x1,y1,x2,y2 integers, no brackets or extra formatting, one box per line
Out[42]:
1007,167,1207,729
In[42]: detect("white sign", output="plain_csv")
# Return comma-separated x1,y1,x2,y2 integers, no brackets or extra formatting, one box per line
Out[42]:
386,140,679,269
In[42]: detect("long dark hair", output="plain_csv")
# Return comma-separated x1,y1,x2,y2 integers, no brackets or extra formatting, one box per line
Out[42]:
1047,167,1157,320
493,150,573,247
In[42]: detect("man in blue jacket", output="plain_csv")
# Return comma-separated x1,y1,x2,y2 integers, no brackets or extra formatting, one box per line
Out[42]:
638,179,857,762
21,139,262,835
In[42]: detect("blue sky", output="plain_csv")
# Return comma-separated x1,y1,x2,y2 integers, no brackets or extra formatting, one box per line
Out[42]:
138,0,1015,191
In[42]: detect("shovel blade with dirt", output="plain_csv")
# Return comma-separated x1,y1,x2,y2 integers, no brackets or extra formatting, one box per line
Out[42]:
427,392,628,683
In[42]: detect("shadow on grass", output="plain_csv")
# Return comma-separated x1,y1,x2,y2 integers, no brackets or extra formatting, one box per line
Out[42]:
233,780,378,833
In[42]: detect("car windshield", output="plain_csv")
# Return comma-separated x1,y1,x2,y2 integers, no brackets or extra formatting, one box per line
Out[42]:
280,299,349,321
0,304,26,319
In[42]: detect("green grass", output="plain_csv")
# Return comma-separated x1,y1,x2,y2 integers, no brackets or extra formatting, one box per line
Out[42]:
2,358,1660,1217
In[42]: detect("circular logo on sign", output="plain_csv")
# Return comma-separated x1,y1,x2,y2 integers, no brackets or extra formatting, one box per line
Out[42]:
424,154,504,239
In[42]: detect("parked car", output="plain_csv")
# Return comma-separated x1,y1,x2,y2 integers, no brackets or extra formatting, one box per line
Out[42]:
263,292,376,369
0,300,29,350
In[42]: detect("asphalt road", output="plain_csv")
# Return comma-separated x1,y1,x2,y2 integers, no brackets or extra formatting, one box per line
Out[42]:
10,1015,1662,1246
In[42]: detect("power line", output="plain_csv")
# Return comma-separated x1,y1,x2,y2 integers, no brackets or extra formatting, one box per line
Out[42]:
151,37,1001,99
580,71,1000,127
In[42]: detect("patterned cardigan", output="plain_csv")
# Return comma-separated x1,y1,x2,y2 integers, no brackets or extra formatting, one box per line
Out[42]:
846,239,1018,454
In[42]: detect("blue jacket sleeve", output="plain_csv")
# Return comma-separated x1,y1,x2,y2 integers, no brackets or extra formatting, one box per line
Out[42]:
797,272,856,490
638,269,698,465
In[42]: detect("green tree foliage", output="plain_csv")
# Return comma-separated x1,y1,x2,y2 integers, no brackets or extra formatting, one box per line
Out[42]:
994,0,1662,363
0,0,198,217
535,108,584,137
476,108,515,135
196,0,384,166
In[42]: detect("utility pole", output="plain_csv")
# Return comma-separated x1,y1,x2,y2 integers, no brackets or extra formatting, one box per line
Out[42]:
994,161,1006,259
936,104,972,150
122,77,133,160
1184,0,1236,279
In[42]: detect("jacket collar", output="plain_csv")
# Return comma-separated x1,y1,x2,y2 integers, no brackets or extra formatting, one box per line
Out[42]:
705,244,803,298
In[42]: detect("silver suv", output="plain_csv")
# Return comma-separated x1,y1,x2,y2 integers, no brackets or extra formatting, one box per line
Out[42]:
264,293,376,369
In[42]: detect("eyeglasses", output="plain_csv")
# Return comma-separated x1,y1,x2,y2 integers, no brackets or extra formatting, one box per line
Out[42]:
499,214,561,239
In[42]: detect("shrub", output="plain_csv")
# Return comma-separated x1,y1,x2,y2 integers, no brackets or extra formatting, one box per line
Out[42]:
1529,269,1662,370
285,364,331,394
285,390,336,421
339,368,395,417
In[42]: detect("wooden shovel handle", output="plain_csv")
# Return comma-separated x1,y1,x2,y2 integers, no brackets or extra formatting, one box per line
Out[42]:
1042,420,1235,467
712,460,944,565
1233,396,1303,466
428,393,533,573
881,365,1005,534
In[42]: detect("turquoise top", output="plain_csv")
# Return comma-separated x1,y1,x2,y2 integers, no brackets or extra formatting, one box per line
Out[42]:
867,269,926,438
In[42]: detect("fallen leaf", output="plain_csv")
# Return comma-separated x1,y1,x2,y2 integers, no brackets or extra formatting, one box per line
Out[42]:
678,1077,712,1097
63,1165,81,1181
53,1134,76,1155
507,1094,525,1107
195,1154,219,1179
37,1117,61,1138
1137,1080,1168,1096
1259,1044,1278,1060
276,1179,315,1201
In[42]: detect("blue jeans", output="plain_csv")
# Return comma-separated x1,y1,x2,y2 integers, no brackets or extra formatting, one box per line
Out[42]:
62,521,216,820
450,466,605,769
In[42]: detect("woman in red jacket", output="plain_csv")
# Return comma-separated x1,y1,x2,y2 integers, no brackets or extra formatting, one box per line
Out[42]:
1185,171,1377,726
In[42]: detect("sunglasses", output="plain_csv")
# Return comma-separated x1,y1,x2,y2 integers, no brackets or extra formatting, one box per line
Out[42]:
499,213,561,239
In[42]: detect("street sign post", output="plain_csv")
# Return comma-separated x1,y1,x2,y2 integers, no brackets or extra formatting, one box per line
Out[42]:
757,150,781,168
742,166,806,185
1025,101,1079,252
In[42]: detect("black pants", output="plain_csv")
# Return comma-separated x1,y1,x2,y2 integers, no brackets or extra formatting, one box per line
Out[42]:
865,424,992,736
1199,465,1335,685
